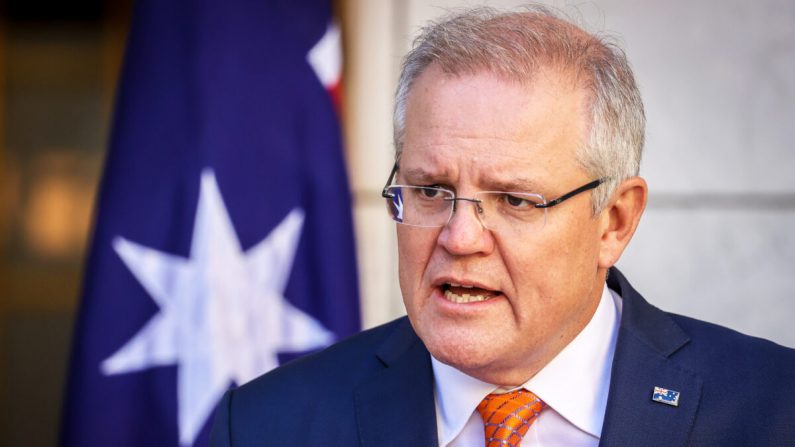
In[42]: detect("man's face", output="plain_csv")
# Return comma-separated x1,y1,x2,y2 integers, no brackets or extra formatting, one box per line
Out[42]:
397,64,607,385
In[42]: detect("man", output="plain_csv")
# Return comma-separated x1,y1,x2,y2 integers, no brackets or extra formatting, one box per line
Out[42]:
211,6,795,446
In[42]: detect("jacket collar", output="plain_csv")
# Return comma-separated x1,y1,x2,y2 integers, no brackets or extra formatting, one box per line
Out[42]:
599,268,702,446
354,318,438,447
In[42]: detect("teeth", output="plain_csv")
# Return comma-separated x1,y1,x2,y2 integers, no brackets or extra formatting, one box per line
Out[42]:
447,282,474,289
444,289,490,304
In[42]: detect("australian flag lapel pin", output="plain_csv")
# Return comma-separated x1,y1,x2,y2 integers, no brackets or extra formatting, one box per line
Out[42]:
652,386,680,407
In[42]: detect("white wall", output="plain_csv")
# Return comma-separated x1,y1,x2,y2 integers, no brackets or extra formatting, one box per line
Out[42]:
342,0,795,348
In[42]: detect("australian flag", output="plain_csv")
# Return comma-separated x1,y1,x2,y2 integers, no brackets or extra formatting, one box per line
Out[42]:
60,1,360,446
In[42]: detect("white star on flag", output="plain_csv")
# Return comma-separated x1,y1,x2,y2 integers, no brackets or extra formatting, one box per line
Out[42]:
100,169,335,446
307,21,341,89
394,193,404,221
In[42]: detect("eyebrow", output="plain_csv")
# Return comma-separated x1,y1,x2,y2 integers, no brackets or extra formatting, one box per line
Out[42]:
398,166,444,184
481,177,546,193
400,166,546,193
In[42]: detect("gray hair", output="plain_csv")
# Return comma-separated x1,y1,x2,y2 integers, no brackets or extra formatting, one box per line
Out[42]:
393,6,645,214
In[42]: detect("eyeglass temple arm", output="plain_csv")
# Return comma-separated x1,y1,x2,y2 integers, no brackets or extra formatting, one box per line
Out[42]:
535,178,606,209
381,162,399,198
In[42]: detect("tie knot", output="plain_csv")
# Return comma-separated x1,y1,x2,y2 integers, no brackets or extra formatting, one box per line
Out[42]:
476,389,545,447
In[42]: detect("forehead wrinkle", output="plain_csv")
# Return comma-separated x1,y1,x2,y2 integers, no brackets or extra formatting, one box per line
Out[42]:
408,127,526,154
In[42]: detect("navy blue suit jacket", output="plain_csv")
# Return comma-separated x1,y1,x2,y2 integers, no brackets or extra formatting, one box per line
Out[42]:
210,269,795,446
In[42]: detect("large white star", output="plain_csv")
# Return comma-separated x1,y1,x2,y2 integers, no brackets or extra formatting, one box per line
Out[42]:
100,169,335,446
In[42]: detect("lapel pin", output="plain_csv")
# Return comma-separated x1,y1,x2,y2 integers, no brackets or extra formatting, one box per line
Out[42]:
652,386,680,407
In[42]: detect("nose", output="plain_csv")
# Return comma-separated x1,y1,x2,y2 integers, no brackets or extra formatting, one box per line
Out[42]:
437,199,495,256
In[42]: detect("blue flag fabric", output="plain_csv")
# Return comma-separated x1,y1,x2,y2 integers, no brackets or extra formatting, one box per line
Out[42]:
61,1,360,446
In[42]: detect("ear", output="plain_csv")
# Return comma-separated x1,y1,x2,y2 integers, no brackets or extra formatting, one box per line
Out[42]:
597,176,648,269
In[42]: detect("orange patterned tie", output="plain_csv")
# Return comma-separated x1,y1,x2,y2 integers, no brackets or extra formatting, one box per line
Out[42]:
476,389,545,447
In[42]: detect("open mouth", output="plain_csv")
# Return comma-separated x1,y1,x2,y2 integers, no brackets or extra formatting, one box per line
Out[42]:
441,283,500,304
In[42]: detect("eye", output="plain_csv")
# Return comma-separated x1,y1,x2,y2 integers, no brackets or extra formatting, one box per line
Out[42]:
417,186,446,199
503,194,532,208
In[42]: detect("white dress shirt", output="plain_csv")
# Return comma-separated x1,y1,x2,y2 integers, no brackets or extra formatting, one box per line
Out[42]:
432,284,623,446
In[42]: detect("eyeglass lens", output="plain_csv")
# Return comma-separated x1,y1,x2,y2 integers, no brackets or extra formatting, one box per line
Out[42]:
384,186,548,233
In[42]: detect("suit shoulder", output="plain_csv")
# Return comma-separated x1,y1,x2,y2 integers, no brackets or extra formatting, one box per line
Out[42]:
211,320,414,444
668,313,795,388
671,312,795,359
233,317,410,400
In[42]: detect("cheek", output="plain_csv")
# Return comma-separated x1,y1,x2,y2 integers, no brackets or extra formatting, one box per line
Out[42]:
546,208,602,260
396,228,439,296
501,212,601,302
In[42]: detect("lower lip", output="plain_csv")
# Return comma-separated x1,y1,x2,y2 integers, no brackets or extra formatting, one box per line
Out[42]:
430,287,503,314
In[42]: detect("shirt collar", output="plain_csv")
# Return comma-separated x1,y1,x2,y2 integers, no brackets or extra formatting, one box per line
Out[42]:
526,283,622,436
432,283,622,445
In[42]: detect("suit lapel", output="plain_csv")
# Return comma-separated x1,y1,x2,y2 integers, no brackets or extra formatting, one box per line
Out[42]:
354,319,438,447
599,269,702,447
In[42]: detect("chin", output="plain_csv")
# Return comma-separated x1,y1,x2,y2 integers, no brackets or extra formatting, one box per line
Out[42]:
420,325,501,375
